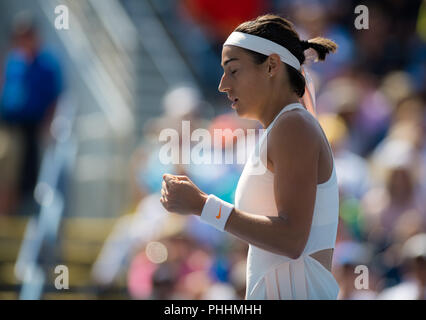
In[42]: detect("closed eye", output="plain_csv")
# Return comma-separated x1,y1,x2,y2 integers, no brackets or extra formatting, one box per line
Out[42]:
231,70,237,75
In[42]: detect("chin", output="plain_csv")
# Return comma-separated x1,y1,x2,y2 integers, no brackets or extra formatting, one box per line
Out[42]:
234,105,256,120
234,106,246,118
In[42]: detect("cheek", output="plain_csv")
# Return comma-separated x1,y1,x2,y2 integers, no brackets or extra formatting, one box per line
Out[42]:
241,77,268,104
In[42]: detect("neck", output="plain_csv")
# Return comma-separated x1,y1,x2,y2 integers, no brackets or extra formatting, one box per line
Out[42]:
258,92,301,129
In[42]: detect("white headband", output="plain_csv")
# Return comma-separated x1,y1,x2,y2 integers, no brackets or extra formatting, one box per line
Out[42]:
223,31,301,71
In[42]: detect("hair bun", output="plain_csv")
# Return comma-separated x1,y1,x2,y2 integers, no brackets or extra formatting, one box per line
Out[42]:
300,40,311,51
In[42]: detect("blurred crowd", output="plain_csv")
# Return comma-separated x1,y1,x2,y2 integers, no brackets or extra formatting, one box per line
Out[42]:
1,0,425,300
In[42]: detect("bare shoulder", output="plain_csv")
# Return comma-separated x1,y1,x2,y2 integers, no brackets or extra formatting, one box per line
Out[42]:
268,109,320,153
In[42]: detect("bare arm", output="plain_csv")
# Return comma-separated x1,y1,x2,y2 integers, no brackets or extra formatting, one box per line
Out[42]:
161,112,320,259
213,112,320,259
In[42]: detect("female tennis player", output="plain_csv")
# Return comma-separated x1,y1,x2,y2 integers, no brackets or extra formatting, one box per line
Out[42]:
160,14,339,299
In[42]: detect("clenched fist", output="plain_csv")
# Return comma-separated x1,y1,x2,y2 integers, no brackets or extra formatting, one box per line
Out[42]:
160,174,208,216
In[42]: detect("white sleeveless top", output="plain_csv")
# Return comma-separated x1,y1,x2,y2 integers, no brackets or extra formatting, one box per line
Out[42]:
234,103,340,300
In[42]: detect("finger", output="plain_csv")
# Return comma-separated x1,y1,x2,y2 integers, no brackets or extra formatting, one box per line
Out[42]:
161,188,167,197
163,174,176,187
160,195,168,208
162,180,169,194
163,173,176,183
174,175,189,181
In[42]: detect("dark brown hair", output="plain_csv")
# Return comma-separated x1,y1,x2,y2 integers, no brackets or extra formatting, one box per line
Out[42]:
234,14,337,97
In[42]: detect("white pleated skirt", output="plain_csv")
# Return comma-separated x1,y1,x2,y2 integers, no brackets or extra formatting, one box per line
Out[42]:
246,254,339,300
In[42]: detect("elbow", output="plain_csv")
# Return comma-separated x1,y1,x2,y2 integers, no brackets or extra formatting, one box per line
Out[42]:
275,218,309,259
276,247,302,260
281,238,306,260
290,248,303,260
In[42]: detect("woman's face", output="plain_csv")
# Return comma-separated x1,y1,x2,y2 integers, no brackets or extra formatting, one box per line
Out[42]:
218,45,270,120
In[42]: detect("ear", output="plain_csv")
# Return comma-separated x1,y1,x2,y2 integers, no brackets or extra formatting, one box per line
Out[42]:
267,53,282,77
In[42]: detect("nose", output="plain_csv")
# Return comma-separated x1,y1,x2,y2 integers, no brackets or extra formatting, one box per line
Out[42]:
218,73,230,93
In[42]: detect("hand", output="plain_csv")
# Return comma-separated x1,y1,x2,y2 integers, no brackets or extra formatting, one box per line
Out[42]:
160,173,208,216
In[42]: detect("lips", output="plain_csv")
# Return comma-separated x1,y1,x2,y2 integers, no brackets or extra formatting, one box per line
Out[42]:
227,95,238,103
231,98,239,109
228,96,239,108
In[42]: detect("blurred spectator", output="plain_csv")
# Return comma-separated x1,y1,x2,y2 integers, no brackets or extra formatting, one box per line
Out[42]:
182,0,269,43
0,125,22,215
316,75,392,157
91,192,186,290
288,1,356,81
149,262,179,299
377,233,426,299
334,241,378,299
362,165,425,244
319,113,371,241
319,113,371,200
0,12,63,215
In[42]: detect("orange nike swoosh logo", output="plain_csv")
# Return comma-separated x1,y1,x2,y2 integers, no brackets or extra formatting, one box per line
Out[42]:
216,205,222,219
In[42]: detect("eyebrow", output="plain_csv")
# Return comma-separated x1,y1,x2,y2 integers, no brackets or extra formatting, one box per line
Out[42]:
221,58,239,68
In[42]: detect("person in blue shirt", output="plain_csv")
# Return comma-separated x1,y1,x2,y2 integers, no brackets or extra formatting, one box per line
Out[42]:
0,13,63,213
